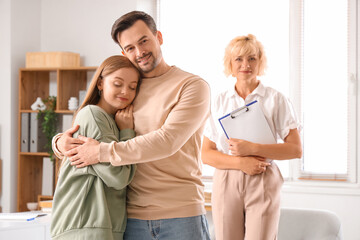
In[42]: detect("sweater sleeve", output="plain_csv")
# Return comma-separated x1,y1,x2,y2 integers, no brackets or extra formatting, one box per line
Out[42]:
119,128,136,141
52,133,64,159
75,106,136,190
99,78,210,166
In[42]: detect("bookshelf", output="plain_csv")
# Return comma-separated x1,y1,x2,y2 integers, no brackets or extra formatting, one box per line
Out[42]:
17,66,97,211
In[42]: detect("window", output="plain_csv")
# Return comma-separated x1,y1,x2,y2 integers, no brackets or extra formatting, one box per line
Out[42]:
158,0,358,182
159,0,290,177
291,0,357,182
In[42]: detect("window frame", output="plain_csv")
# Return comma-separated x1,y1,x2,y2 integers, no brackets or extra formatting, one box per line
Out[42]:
289,0,358,183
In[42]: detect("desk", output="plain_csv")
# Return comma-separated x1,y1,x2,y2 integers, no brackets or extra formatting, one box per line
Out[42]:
0,213,51,240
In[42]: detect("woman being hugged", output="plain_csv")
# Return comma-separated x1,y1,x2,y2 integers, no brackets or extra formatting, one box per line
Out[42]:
51,55,140,240
201,34,302,240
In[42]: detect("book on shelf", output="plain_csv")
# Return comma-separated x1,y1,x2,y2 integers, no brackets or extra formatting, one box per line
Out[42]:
42,157,53,196
20,113,30,152
30,112,47,152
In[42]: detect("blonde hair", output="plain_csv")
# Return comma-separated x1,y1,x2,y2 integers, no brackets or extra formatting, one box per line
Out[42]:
73,55,140,122
223,34,267,77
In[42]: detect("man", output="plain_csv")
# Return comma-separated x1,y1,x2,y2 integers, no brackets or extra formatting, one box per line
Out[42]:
53,11,211,240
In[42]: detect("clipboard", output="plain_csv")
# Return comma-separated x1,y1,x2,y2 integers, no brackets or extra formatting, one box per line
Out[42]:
218,100,276,144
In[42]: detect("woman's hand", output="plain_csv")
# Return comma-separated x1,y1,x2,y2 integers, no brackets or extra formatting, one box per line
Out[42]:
115,105,134,130
239,156,270,175
228,138,256,156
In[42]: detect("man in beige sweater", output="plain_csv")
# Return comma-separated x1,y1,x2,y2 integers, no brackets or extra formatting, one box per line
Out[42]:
53,11,211,240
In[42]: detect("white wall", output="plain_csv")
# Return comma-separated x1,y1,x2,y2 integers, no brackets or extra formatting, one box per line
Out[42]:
0,0,42,213
0,0,12,213
40,0,157,66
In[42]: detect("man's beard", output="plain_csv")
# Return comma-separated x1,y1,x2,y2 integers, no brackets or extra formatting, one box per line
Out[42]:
136,52,161,74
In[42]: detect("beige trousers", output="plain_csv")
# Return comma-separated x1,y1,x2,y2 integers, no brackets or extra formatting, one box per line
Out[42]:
212,163,283,240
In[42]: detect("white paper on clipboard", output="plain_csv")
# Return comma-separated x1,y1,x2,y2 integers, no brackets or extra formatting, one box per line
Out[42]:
218,100,276,144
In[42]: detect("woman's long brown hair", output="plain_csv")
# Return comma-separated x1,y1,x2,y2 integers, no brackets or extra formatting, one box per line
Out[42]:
59,56,140,169
72,55,140,124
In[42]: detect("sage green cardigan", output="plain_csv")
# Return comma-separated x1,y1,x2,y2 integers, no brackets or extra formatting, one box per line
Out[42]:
51,105,136,240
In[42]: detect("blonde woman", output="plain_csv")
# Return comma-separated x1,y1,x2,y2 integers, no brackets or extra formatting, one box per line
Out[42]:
201,34,302,240
51,55,140,240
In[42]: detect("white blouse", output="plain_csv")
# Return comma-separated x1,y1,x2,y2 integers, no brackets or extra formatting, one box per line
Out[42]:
204,82,300,155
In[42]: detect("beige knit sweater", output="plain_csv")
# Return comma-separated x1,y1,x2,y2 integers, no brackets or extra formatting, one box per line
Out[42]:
99,66,210,220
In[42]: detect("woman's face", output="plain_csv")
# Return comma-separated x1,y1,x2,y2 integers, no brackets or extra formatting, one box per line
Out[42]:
97,67,139,115
231,53,259,82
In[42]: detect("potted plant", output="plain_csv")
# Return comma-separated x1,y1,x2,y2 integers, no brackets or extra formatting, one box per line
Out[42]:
37,96,57,161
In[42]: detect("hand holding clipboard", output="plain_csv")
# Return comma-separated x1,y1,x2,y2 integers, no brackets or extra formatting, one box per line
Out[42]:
218,100,276,144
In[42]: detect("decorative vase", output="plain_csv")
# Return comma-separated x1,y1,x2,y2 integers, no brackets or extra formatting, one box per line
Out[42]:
68,97,78,111
31,97,46,111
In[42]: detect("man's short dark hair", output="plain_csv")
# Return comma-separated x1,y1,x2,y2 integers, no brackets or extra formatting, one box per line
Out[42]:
111,11,158,47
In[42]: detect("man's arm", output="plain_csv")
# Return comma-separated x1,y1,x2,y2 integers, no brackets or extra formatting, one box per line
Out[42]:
68,79,210,167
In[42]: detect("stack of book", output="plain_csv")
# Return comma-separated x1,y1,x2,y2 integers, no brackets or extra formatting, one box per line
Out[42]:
204,191,212,211
39,200,52,213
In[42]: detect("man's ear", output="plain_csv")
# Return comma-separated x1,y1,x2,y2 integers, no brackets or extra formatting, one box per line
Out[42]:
156,31,163,45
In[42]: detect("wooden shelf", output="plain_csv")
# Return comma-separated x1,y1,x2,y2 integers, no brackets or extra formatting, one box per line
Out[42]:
19,110,75,114
19,66,97,71
19,152,50,156
17,66,97,212
20,110,39,113
56,110,75,114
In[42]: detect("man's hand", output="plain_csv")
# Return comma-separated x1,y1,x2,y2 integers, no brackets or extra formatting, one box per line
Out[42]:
57,125,84,156
67,135,101,168
239,156,270,175
228,138,256,156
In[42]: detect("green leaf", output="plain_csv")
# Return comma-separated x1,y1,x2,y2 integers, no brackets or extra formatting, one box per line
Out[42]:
37,96,57,161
